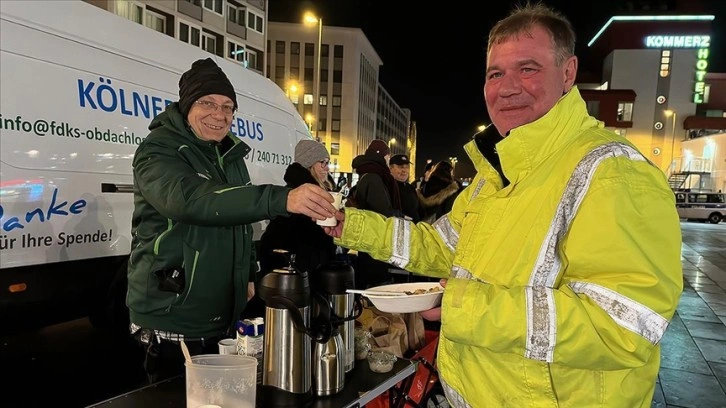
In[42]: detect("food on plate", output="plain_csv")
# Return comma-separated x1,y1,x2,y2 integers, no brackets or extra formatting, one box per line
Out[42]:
404,286,443,295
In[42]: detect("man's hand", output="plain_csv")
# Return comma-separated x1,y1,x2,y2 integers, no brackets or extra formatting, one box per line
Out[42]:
322,211,346,238
420,279,447,321
287,184,337,220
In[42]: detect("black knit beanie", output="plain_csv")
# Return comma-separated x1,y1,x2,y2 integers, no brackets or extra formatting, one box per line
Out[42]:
178,58,238,117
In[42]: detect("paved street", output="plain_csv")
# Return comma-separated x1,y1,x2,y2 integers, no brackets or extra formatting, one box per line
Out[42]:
0,221,725,407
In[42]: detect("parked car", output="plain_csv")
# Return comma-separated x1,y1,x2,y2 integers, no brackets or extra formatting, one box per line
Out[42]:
675,191,726,224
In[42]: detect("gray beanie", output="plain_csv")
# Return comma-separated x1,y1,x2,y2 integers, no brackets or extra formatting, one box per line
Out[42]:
294,139,329,168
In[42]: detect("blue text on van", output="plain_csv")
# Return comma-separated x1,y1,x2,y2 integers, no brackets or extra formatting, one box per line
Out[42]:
0,188,86,232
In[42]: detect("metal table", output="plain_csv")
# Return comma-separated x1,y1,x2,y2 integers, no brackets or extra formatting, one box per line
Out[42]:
88,358,417,408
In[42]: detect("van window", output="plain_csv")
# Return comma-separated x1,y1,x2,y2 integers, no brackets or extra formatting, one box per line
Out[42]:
676,193,686,203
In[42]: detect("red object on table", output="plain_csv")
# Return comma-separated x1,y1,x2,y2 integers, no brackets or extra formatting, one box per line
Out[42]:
365,329,441,408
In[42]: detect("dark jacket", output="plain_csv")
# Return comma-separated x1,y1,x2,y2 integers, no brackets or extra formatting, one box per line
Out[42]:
418,179,461,223
351,154,402,217
127,102,290,338
259,163,336,274
397,180,420,222
350,154,402,288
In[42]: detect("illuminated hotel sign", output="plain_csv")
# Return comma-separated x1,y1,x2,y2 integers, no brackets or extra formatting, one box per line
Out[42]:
644,35,711,48
694,48,709,103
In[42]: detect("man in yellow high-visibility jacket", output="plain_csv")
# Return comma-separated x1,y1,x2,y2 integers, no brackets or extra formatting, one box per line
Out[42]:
324,3,682,407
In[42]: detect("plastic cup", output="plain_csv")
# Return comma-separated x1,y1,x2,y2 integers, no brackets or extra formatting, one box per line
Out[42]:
218,338,237,355
185,354,257,408
317,192,343,226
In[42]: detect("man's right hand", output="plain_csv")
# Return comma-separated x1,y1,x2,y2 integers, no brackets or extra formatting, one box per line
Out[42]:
287,183,337,221
420,279,447,321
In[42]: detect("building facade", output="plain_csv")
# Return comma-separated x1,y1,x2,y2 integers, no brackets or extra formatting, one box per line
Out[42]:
85,0,267,74
375,85,411,158
583,15,726,192
267,22,404,176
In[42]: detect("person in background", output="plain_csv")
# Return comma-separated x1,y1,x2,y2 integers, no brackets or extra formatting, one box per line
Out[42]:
350,139,402,288
324,4,682,407
389,154,420,222
416,161,435,190
127,58,336,383
259,139,336,275
417,161,462,224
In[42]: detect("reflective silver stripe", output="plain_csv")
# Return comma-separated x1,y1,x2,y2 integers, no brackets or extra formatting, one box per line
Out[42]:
569,281,669,344
433,214,459,252
450,265,473,280
470,178,486,200
524,286,557,362
450,265,489,283
388,217,411,269
440,376,472,408
525,142,647,362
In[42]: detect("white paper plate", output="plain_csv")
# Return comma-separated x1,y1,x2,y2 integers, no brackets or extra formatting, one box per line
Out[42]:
364,282,444,313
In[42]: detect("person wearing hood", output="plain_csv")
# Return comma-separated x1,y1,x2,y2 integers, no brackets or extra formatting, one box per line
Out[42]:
259,139,337,275
127,58,336,383
417,161,462,224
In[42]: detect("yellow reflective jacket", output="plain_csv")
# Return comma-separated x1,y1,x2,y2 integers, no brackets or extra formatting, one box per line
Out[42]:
337,88,682,407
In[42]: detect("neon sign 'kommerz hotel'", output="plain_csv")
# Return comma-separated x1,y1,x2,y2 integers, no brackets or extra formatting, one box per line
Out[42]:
583,14,726,193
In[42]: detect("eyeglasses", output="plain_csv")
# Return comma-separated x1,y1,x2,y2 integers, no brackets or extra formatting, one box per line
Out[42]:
194,100,236,115
319,160,330,167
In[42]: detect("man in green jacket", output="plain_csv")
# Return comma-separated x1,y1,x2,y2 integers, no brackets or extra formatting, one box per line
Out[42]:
325,5,682,407
128,58,336,382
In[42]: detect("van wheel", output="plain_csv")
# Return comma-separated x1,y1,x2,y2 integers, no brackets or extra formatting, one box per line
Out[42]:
708,213,722,224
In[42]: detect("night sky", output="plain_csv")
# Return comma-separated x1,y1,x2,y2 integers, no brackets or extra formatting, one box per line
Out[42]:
268,0,726,178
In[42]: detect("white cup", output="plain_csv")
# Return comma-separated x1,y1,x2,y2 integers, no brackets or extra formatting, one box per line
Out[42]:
317,192,343,227
218,338,237,355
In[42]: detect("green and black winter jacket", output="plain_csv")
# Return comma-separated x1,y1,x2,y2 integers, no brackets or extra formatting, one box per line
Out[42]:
127,103,290,338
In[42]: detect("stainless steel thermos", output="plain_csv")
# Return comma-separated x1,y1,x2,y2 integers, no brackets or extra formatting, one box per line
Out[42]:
258,261,314,407
312,262,358,374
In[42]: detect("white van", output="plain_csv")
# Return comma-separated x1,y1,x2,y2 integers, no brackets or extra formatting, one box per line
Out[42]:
675,191,726,224
0,1,309,332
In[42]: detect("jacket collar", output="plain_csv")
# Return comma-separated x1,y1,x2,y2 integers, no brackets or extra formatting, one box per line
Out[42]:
476,87,599,185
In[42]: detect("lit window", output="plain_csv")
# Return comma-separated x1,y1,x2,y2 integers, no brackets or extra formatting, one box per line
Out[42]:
320,95,328,106
144,9,166,33
660,70,669,78
115,0,143,24
617,102,633,122
290,94,299,105
304,94,313,105
661,50,671,57
661,57,670,64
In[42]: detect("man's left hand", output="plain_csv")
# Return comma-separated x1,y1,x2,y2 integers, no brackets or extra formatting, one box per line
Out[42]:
322,210,346,238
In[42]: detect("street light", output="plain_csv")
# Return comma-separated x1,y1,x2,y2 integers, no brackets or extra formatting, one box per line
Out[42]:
477,124,487,133
664,109,677,172
388,138,397,150
449,156,458,176
303,11,322,141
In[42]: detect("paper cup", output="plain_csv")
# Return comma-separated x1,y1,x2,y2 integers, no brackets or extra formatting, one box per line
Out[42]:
317,192,343,226
218,338,237,355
